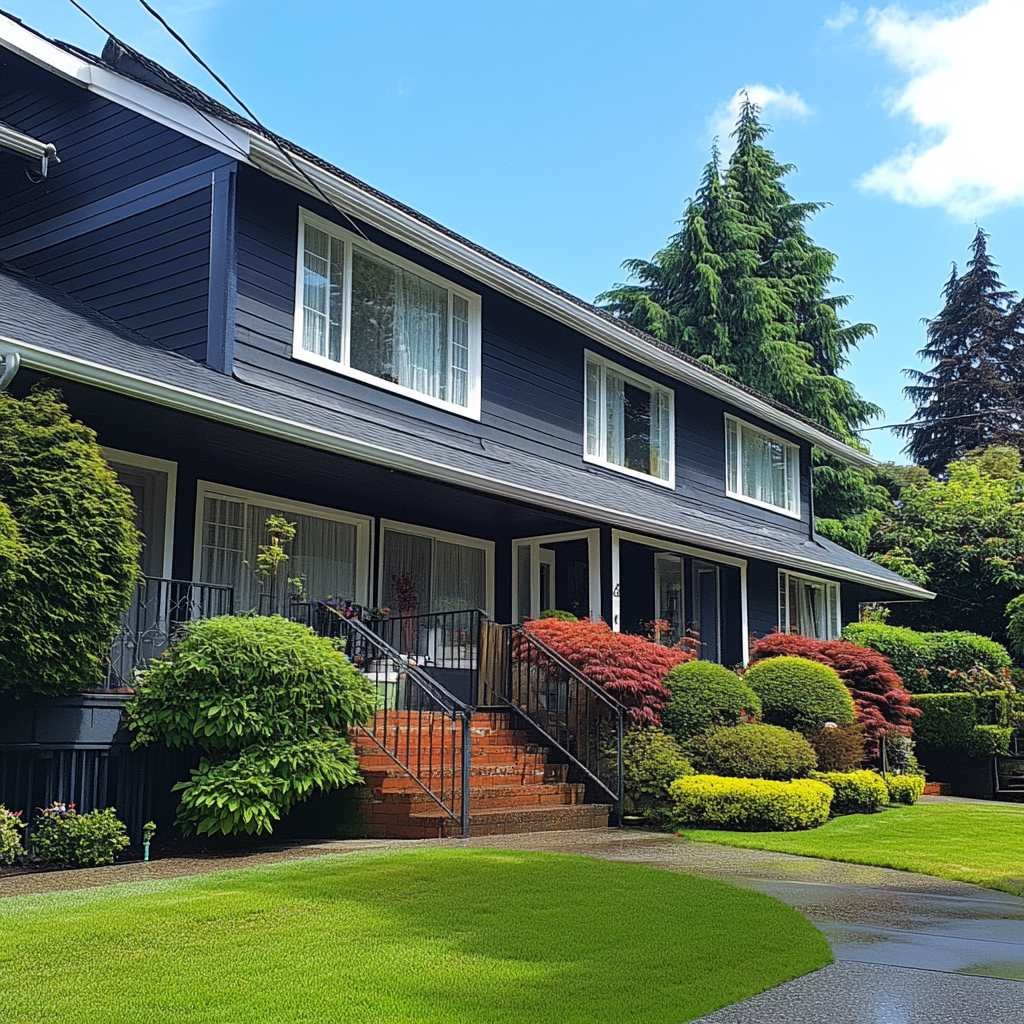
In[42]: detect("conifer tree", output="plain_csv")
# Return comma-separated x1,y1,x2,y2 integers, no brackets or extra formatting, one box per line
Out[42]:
899,229,1024,474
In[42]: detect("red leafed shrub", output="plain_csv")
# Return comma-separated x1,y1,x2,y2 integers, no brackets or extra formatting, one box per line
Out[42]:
750,633,920,757
523,618,693,726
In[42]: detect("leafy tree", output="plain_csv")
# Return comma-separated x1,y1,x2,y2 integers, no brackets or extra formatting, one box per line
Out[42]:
868,446,1024,643
599,97,879,525
0,388,139,696
899,229,1024,474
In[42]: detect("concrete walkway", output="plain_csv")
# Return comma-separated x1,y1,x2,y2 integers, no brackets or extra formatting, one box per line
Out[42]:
3,826,1023,1022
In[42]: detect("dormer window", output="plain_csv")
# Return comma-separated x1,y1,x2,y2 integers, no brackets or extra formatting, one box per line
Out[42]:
293,209,482,419
725,414,800,517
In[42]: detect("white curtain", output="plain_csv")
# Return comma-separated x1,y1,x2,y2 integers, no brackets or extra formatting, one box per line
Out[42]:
382,529,486,616
652,390,672,481
740,428,789,509
301,225,343,362
451,295,470,408
585,359,602,458
433,540,486,611
200,496,356,611
605,370,625,467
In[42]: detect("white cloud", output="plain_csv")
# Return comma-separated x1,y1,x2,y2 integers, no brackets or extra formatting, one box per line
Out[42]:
859,0,1024,217
825,4,858,31
709,85,811,150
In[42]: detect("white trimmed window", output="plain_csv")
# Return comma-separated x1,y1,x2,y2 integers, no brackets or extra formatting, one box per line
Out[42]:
725,414,800,516
584,351,674,486
293,209,482,418
778,570,840,640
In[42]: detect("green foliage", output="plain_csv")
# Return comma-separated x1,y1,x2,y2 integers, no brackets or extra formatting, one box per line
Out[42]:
30,804,129,867
911,691,1010,755
843,621,1011,693
694,723,817,781
1005,594,1024,659
808,723,866,772
128,615,377,836
866,447,1024,643
0,805,24,866
538,609,578,622
620,728,693,822
669,775,833,831
809,770,889,815
0,389,139,696
743,656,855,733
883,732,921,775
885,774,926,805
661,660,761,744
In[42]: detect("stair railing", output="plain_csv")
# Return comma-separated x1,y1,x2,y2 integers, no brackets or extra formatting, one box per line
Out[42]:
477,620,625,820
333,613,472,837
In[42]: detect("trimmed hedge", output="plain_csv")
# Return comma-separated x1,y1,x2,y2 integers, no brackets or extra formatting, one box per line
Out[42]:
30,804,129,867
662,661,761,744
885,774,926,805
743,656,855,733
621,728,693,821
843,622,1011,693
694,723,817,780
0,805,23,866
810,770,889,814
670,775,834,831
967,725,1014,757
808,723,866,772
911,691,1010,755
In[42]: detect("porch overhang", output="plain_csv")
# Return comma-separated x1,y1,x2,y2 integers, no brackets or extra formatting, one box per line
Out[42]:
0,330,933,602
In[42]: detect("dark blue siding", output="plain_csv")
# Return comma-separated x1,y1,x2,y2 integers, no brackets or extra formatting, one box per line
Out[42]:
0,52,229,361
233,167,813,541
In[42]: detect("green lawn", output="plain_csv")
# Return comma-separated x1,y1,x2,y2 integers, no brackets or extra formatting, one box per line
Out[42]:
684,801,1024,896
0,849,827,1024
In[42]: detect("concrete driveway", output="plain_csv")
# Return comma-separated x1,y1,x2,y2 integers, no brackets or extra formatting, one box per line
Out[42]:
467,828,1024,1024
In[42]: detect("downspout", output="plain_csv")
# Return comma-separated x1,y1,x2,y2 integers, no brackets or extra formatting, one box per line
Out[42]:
807,447,816,541
0,350,20,391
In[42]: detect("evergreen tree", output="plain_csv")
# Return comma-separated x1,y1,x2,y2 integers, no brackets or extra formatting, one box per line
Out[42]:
899,229,1024,474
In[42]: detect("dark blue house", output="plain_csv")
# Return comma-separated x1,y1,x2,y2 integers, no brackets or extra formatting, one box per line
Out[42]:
0,14,933,836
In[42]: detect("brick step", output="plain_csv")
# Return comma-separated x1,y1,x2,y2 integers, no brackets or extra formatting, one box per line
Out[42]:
371,782,585,811
366,765,567,793
354,749,549,773
353,738,542,758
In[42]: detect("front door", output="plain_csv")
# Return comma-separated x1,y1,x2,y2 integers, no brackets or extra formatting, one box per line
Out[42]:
692,559,721,662
512,532,598,622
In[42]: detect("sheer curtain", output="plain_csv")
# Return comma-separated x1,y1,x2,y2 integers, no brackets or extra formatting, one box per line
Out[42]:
740,428,789,509
433,541,485,611
301,224,343,362
585,359,602,458
605,371,625,467
382,530,487,615
381,530,432,615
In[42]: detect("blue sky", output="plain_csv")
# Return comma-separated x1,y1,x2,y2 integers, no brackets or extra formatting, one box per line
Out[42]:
12,0,1024,462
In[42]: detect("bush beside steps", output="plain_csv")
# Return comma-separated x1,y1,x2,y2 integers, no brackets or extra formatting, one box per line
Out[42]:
810,770,889,815
670,775,833,831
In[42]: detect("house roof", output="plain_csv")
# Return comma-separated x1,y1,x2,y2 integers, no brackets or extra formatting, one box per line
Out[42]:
0,9,878,469
0,266,931,599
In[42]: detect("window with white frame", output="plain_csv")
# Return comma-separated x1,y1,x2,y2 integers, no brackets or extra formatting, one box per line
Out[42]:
725,415,800,516
584,352,674,485
195,484,370,611
294,209,481,417
778,570,840,640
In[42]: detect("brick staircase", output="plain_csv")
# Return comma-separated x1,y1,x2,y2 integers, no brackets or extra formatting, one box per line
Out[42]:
353,710,611,838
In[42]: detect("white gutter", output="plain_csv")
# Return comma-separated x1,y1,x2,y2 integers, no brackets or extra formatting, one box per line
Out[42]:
0,336,929,598
0,124,57,176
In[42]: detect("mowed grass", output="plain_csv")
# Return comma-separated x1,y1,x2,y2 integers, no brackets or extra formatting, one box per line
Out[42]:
0,848,828,1024
684,801,1024,896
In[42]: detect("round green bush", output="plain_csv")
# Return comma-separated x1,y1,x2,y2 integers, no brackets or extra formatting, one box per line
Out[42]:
885,774,926,805
694,723,817,780
0,805,24,866
670,775,833,831
662,661,762,744
809,770,889,814
744,656,855,733
0,389,140,696
621,727,693,822
128,615,378,837
30,804,129,867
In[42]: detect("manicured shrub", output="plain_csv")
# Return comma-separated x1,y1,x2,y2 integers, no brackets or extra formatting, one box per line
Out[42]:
843,622,1012,693
810,770,889,815
743,656,855,734
694,723,817,780
885,774,926,805
669,775,833,831
967,725,1014,757
883,732,921,775
911,691,1010,755
539,609,578,622
128,615,377,836
1006,594,1024,659
523,617,692,726
661,661,761,744
621,728,693,822
0,805,24,866
30,804,129,867
808,723,866,772
0,389,140,696
751,633,919,757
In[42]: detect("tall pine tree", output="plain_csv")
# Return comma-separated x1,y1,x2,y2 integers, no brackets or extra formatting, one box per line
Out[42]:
899,229,1024,474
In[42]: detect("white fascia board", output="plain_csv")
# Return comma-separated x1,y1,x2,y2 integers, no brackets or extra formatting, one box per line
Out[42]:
249,137,877,470
0,14,250,161
1,336,927,598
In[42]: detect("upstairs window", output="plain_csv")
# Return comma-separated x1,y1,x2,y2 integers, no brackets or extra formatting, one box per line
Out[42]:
294,209,481,418
584,352,674,486
778,570,841,640
725,414,800,516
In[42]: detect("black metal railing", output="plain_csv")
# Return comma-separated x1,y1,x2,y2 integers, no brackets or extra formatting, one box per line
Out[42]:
477,621,624,818
106,576,235,688
368,608,483,688
332,612,472,836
